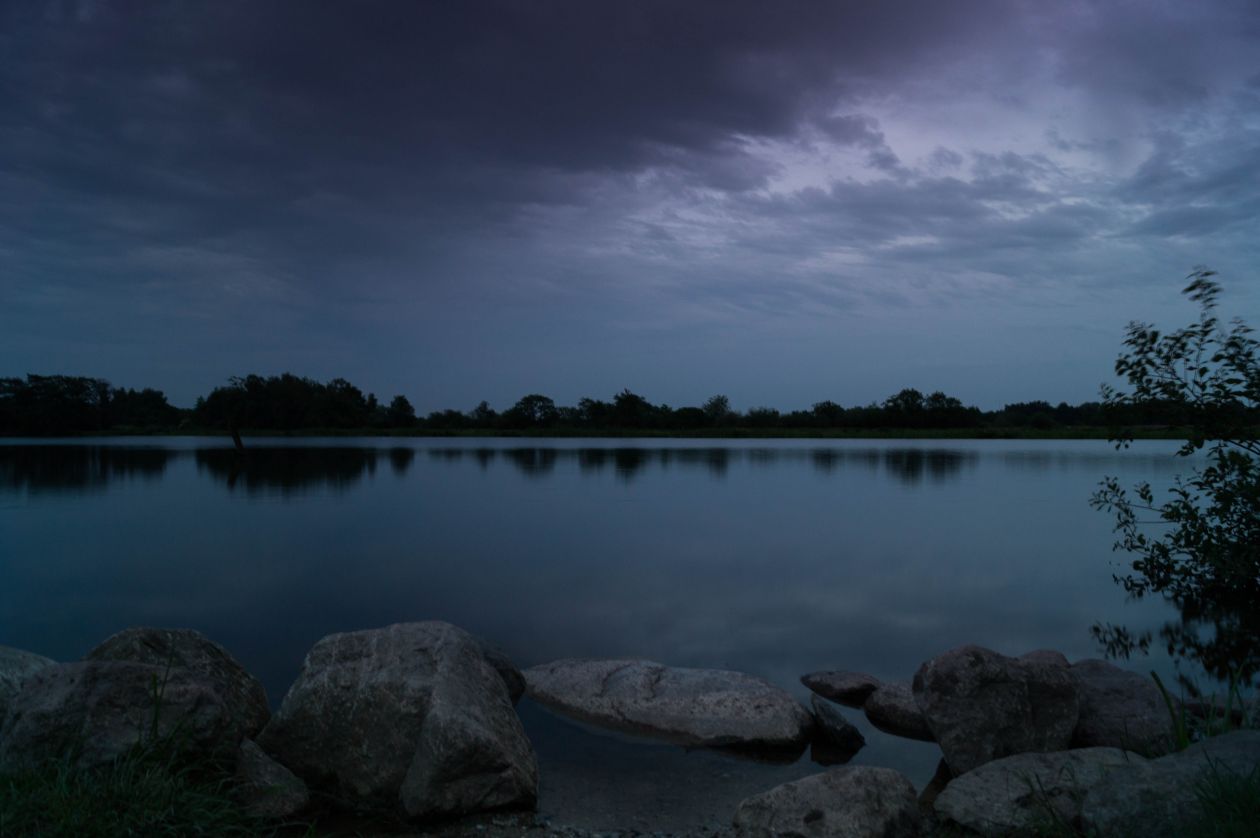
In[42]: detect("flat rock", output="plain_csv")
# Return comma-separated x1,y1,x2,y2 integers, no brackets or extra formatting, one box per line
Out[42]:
863,682,934,742
524,659,812,750
733,766,921,838
800,671,882,708
258,621,537,821
0,645,56,725
934,747,1140,835
86,626,270,738
1070,659,1171,756
236,738,310,820
0,660,242,772
913,645,1078,773
810,694,865,760
1080,730,1260,837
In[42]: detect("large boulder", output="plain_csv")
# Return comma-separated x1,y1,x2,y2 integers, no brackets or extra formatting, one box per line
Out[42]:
800,671,882,708
235,738,310,820
86,627,270,738
0,660,243,771
913,645,1079,773
257,622,536,821
863,682,934,742
524,658,812,750
0,645,55,725
933,747,1140,835
1080,730,1260,837
732,766,921,838
1070,659,1171,756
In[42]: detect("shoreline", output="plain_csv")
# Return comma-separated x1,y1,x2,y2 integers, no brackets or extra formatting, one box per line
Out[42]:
0,426,1193,440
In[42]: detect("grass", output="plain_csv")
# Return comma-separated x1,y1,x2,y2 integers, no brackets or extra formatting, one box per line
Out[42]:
0,745,265,838
0,660,280,837
1185,763,1260,837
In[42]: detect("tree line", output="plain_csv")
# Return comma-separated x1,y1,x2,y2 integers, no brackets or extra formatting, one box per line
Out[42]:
0,372,1223,436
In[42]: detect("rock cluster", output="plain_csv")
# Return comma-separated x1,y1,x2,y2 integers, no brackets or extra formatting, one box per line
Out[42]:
0,622,537,825
3,630,1255,837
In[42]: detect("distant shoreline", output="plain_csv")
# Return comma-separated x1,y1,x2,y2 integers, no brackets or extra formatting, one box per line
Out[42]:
1,425,1193,441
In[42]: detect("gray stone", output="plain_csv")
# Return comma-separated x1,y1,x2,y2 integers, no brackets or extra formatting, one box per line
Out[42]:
810,695,865,757
863,682,934,742
933,747,1140,835
1019,650,1069,668
524,659,812,750
732,766,921,838
913,645,1078,774
1070,659,1172,756
800,671,882,708
235,738,310,820
0,645,55,726
0,660,242,772
917,759,953,810
1080,730,1260,837
258,621,537,820
86,626,270,738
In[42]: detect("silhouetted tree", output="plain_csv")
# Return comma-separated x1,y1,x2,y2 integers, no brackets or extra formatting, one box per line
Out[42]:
702,394,733,426
1091,270,1260,686
385,395,417,428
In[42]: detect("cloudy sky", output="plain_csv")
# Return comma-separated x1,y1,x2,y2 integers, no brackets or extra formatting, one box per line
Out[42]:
3,0,1259,412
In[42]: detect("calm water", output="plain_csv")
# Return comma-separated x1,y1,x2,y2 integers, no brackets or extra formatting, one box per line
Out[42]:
0,437,1187,828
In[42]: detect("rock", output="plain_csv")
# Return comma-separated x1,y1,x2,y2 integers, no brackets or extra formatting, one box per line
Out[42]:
863,682,934,742
1070,659,1172,756
235,738,310,820
1080,730,1260,837
917,759,953,810
1019,650,1069,668
0,645,55,725
810,695,865,760
800,671,882,708
257,621,536,820
524,659,812,750
0,660,243,772
475,639,526,705
86,626,270,738
732,766,921,838
913,645,1078,773
933,747,1140,835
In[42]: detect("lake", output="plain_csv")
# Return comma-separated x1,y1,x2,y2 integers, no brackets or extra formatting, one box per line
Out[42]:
0,437,1188,829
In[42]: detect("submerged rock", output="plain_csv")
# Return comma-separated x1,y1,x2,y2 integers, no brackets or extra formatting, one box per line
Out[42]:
933,747,1140,835
732,766,920,838
524,658,812,751
0,645,55,726
810,694,865,760
863,682,934,742
913,645,1078,773
0,660,243,772
800,671,882,708
86,626,270,738
1070,658,1171,756
258,621,537,821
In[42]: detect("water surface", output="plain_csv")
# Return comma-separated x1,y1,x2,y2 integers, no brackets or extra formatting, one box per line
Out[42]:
0,437,1185,829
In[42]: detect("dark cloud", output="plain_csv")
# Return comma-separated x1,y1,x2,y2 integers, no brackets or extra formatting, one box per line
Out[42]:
2,1,1259,409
